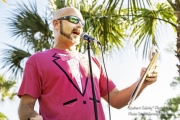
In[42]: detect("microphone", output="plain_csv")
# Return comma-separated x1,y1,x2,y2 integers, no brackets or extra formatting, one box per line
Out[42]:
80,32,101,45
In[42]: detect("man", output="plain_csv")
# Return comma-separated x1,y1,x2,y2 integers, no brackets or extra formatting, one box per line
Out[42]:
17,7,158,120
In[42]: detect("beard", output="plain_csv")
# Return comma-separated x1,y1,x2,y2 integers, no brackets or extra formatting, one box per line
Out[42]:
60,21,72,40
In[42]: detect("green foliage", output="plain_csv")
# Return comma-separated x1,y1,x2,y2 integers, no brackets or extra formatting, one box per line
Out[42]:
0,44,31,79
1,0,54,79
0,75,16,101
133,114,152,120
133,97,180,120
171,76,180,88
157,96,180,119
156,76,180,120
129,2,176,59
5,0,53,52
49,0,126,54
0,75,16,120
0,112,8,120
1,0,178,79
48,0,177,58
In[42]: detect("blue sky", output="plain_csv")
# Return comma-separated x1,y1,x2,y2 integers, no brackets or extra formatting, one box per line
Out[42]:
0,0,180,120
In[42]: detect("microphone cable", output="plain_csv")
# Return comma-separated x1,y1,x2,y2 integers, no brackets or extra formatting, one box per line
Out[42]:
99,44,112,120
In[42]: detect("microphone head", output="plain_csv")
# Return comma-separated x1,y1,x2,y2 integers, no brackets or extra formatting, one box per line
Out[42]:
80,32,101,45
80,32,88,40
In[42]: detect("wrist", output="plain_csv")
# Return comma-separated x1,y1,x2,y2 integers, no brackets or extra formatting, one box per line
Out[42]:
29,115,43,120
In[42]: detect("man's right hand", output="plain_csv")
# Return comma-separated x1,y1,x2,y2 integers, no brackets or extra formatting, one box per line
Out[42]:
30,115,43,120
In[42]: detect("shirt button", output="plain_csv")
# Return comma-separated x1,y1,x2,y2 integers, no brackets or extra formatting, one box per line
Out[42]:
83,101,86,104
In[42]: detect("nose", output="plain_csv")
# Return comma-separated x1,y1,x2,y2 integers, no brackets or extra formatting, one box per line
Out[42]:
77,21,84,27
76,24,84,32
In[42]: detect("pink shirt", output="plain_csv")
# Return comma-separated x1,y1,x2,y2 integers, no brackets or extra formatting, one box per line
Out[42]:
18,48,116,120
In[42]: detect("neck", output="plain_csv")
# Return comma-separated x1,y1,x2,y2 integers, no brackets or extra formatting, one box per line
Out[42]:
53,43,76,51
53,34,78,51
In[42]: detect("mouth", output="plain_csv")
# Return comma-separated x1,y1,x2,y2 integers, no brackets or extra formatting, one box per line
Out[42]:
72,29,80,36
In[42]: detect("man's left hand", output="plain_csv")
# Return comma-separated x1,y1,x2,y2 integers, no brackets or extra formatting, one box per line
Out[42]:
140,67,158,86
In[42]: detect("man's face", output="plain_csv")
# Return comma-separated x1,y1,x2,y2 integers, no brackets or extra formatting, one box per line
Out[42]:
59,15,84,45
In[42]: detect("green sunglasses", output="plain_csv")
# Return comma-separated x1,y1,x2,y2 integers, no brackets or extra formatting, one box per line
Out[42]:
57,15,85,27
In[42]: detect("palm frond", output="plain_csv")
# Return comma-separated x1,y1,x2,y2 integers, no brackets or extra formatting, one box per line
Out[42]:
128,2,176,58
80,1,127,54
0,44,31,79
156,3,177,28
0,112,8,120
5,0,53,52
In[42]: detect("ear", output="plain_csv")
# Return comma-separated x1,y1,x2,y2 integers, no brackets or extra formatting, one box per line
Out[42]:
53,19,60,30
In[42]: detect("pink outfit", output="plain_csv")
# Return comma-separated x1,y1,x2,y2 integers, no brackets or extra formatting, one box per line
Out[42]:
18,48,116,120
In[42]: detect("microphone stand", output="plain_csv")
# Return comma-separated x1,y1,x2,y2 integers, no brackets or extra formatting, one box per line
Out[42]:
87,40,98,120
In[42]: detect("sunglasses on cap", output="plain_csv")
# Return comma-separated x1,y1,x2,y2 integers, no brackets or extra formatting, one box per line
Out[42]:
57,16,85,27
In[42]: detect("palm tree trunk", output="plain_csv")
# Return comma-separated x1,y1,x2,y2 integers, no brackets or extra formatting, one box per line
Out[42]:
174,0,180,76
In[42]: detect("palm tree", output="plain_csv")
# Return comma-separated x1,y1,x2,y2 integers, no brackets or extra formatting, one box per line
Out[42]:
1,1,53,79
1,0,177,79
1,0,127,79
126,0,180,77
168,0,180,76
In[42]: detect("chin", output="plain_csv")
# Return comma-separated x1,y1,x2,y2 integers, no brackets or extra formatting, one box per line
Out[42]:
70,37,79,43
74,41,80,45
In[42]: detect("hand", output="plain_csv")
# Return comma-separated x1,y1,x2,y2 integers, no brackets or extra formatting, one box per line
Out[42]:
30,115,43,120
140,67,158,86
